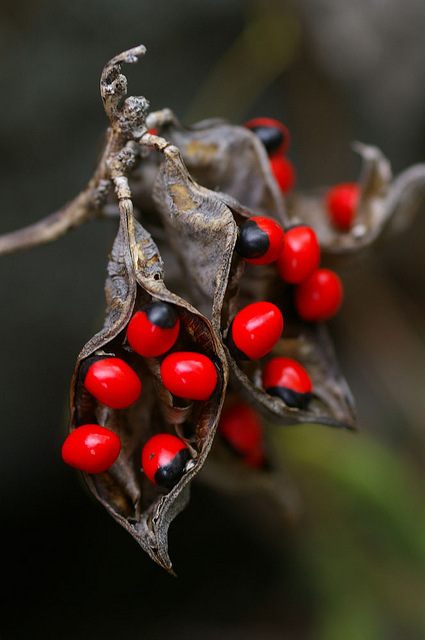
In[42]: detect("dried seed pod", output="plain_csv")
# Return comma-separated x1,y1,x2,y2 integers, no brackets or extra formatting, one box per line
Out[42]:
286,143,425,262
147,111,288,225
69,203,227,573
149,135,356,430
152,142,241,328
226,319,356,430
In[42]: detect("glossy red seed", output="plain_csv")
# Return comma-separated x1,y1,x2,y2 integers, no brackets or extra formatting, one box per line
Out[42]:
219,403,263,454
244,447,266,468
295,268,343,322
236,217,285,265
127,306,180,358
231,302,284,360
262,357,312,394
326,182,360,230
244,117,290,156
84,357,142,409
142,433,190,487
270,156,296,193
160,352,218,401
276,225,321,284
62,424,121,474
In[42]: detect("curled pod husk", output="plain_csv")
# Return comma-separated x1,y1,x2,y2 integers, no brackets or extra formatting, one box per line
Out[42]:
151,136,357,430
149,112,288,225
69,201,227,573
286,142,425,262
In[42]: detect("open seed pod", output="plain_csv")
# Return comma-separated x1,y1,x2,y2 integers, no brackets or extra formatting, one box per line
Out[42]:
151,132,356,430
286,142,425,261
69,202,227,573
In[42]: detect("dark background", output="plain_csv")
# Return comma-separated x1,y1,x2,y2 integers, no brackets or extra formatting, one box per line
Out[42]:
1,1,425,638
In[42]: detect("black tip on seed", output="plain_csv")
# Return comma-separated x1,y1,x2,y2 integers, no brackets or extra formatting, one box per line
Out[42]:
142,301,179,329
226,323,250,361
79,354,112,384
266,386,312,410
250,125,284,154
154,448,191,488
235,219,269,260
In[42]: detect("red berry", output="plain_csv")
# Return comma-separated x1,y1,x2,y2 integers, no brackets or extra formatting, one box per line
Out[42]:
270,156,296,193
142,433,190,488
235,217,285,265
218,403,265,467
244,117,290,156
160,352,218,401
276,225,321,284
262,357,312,409
62,424,121,474
230,301,283,360
295,268,343,322
127,301,180,358
326,182,360,231
83,357,142,409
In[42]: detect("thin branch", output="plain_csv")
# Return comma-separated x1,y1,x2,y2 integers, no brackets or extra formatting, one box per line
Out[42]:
0,190,97,257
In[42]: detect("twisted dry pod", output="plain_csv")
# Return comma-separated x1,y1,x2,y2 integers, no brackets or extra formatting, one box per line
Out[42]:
286,142,425,261
70,196,227,573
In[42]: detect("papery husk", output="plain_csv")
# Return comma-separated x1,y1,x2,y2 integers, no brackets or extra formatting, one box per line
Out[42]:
154,113,288,225
287,143,425,262
152,142,357,430
69,204,227,573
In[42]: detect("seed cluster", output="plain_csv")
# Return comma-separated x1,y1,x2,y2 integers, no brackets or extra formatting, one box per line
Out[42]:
63,118,347,486
215,119,346,465
62,299,217,485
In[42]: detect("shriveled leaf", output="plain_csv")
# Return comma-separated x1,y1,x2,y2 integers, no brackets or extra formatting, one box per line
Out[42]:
69,208,227,573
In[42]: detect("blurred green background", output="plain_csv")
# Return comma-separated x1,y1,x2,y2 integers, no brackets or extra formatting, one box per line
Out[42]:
1,1,425,638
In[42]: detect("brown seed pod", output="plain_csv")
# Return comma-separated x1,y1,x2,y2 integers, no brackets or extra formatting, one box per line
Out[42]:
69,192,227,574
148,128,356,430
286,142,425,262
147,110,287,224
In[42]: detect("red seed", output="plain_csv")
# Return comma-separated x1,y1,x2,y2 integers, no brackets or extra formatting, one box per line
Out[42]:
276,225,321,284
127,302,180,358
244,117,290,156
262,357,312,394
270,156,296,193
326,182,360,231
236,217,285,265
84,357,141,409
62,424,121,474
231,302,283,360
160,352,218,401
295,268,343,322
141,433,190,488
218,403,263,455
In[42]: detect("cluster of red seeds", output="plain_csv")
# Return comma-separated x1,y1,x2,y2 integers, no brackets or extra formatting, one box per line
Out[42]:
62,301,220,487
218,119,348,466
62,119,353,483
